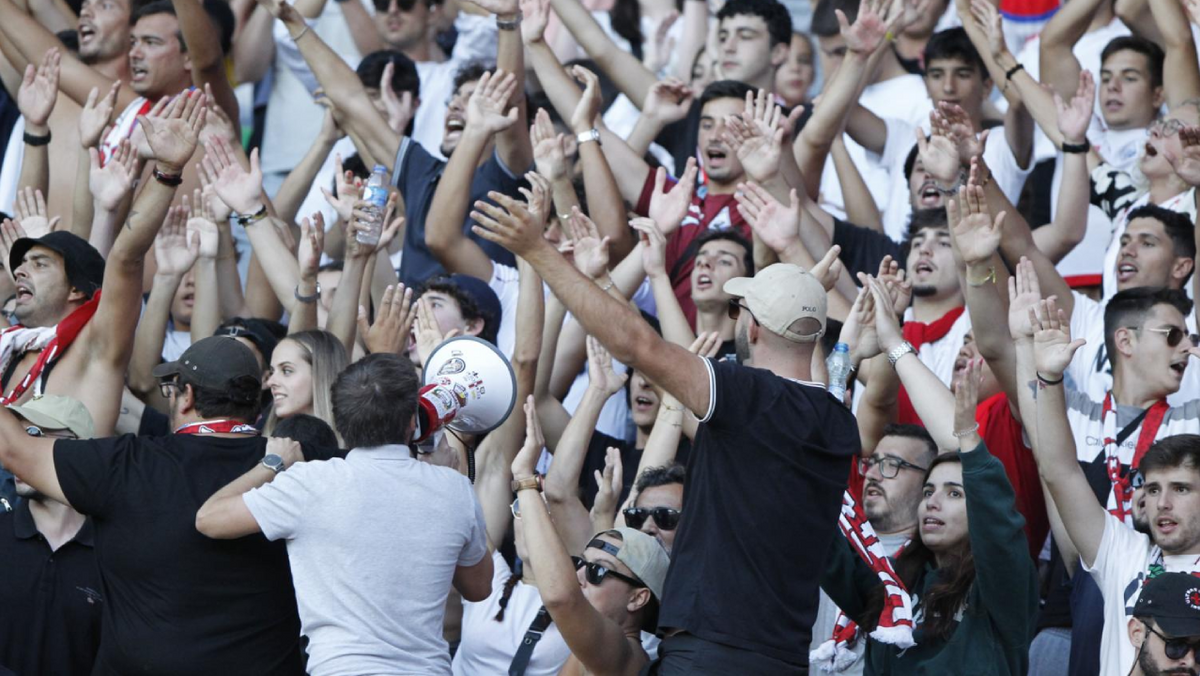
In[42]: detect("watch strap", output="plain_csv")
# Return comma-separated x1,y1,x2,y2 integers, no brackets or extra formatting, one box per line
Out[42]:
886,341,916,367
576,129,600,146
511,474,543,492
294,282,321,303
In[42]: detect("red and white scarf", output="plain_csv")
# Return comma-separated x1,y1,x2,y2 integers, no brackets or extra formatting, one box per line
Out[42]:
0,293,102,406
1102,392,1169,526
175,419,260,435
811,490,916,671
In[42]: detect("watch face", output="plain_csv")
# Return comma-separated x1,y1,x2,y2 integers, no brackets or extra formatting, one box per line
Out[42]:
264,454,284,471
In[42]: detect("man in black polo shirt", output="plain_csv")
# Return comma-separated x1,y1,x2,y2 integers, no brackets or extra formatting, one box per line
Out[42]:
0,395,100,675
471,195,862,674
0,336,335,675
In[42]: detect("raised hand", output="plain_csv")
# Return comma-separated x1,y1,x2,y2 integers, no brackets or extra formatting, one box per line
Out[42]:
809,244,845,293
90,140,139,212
724,98,783,183
530,108,571,181
839,0,900,55
1164,125,1200,187
197,159,234,223
13,187,59,237
937,103,984,164
647,158,699,236
570,65,603,135
968,0,1007,61
1029,297,1085,378
320,154,364,223
202,138,265,215
79,81,120,149
0,219,28,282
840,285,881,363
643,11,679,73
358,284,416,355
155,204,200,277
953,357,984,447
565,208,611,279
629,217,668,278
915,126,960,185
1055,70,1095,145
874,254,912,316
198,83,239,149
591,447,623,527
140,91,207,172
413,296,462,367
586,335,628,395
947,183,1004,266
518,171,552,228
511,395,544,480
520,0,550,43
379,61,416,134
17,48,60,129
863,273,906,354
470,191,552,258
297,212,326,279
642,78,694,126
688,330,723,358
466,69,519,136
185,190,221,259
734,182,800,255
1007,256,1043,341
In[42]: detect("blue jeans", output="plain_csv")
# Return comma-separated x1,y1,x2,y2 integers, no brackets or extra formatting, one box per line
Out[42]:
1028,627,1071,676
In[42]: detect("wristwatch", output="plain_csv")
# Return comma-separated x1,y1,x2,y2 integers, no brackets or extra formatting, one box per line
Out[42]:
262,453,286,475
511,474,543,492
294,282,321,303
576,129,601,146
886,341,917,367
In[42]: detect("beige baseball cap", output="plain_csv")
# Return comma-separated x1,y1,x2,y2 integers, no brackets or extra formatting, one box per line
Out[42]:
593,527,671,601
8,394,95,439
723,263,827,343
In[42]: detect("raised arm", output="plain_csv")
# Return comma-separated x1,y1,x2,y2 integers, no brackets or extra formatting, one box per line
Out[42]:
72,83,121,244
172,0,240,120
510,401,644,674
128,208,199,405
472,194,713,417
1150,0,1200,107
425,69,518,282
543,0,658,108
484,0,533,174
1030,0,1094,98
14,49,59,197
1018,297,1106,567
1033,73,1095,263
273,109,342,226
569,66,635,260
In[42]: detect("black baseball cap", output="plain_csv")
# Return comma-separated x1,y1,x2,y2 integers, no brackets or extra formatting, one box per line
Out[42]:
10,232,106,298
214,318,283,365
1134,572,1200,637
152,336,262,400
444,274,501,342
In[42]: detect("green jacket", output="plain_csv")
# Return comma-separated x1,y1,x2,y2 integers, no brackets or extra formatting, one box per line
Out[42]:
820,443,1039,675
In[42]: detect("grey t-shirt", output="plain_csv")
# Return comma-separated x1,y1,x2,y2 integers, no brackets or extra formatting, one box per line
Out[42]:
244,445,488,676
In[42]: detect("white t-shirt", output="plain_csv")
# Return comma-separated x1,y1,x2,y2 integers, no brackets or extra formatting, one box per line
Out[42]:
244,445,488,676
488,263,520,359
879,118,1033,241
453,551,571,676
1083,513,1200,676
817,75,932,222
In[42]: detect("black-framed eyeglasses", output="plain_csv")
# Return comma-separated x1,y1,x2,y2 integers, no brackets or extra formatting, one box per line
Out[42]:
859,455,928,479
1127,325,1200,348
158,379,181,399
623,506,682,531
727,299,753,321
571,555,646,588
1144,622,1200,661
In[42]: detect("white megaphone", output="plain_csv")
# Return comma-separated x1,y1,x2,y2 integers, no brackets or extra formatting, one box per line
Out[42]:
415,336,517,446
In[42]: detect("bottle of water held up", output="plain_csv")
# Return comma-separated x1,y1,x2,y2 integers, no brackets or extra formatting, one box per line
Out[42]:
826,342,852,402
356,164,391,246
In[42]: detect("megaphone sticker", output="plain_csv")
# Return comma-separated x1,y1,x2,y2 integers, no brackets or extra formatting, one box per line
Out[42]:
437,357,467,376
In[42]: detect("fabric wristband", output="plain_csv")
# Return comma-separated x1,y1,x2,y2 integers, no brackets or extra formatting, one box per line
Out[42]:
23,131,51,147
1005,63,1025,81
153,169,183,187
1061,141,1090,154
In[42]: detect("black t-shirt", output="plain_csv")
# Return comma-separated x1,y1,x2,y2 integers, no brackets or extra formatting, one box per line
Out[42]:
53,433,337,675
832,218,903,280
658,359,860,665
0,503,101,675
579,432,692,509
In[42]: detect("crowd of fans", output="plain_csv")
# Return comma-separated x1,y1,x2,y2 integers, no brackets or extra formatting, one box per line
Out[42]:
7,0,1200,671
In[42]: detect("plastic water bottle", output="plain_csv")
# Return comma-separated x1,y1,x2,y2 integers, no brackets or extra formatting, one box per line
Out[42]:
356,164,391,246
826,343,852,402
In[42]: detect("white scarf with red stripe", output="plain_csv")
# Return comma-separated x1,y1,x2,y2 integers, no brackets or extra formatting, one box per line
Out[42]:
811,490,915,671
0,293,101,405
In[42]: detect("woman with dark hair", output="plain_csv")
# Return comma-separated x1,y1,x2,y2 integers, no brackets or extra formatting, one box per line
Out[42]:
820,359,1039,675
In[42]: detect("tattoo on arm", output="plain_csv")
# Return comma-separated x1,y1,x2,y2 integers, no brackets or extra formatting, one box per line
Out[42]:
1027,379,1041,399
124,209,139,231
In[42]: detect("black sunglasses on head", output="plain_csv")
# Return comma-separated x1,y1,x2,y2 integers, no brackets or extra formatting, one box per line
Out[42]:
571,555,645,588
1145,623,1200,661
623,506,681,531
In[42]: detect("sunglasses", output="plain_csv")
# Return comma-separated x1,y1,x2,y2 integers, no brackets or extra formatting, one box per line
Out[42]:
623,506,681,531
727,299,753,321
859,455,928,479
1145,623,1200,661
24,425,77,440
571,555,646,588
372,0,418,12
1127,325,1200,348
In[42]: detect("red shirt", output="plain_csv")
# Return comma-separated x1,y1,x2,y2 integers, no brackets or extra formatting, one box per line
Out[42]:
635,170,750,327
